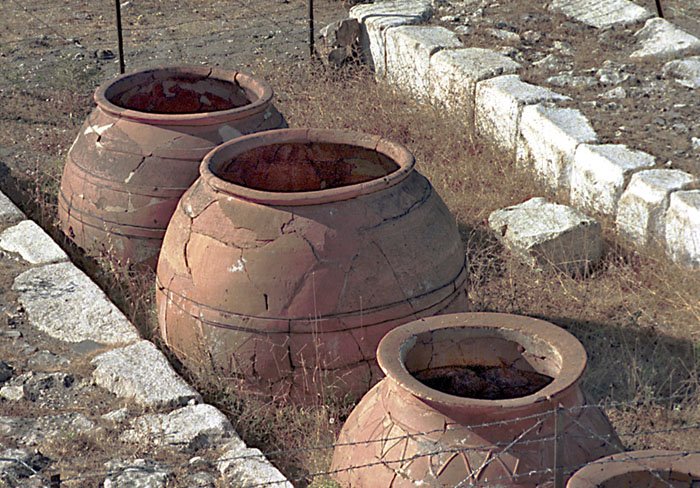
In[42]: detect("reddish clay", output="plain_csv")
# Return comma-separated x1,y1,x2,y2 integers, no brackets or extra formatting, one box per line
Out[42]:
331,312,622,487
155,128,469,401
567,450,700,487
58,66,285,266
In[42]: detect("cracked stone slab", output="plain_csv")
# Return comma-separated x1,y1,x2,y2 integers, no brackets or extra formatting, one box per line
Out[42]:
0,220,68,264
385,25,461,98
92,340,201,408
570,144,656,216
350,0,433,77
0,191,24,223
665,190,700,268
517,104,598,189
631,18,700,60
103,459,172,488
662,56,700,89
616,169,696,247
12,262,139,345
549,0,652,28
121,404,233,451
218,441,292,488
428,48,520,121
488,197,602,273
475,75,570,158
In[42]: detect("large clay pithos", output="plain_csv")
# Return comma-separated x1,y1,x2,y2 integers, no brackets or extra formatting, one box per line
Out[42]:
155,128,469,401
58,66,285,266
567,450,700,487
331,312,622,487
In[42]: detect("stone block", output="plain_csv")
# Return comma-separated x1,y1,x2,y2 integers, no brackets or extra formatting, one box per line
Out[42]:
616,169,696,247
550,0,652,28
662,56,700,89
665,190,700,267
488,197,602,273
104,459,172,488
92,340,201,408
475,75,570,158
0,220,68,264
428,48,520,123
318,18,361,67
570,144,656,216
122,404,232,451
349,0,433,77
0,191,23,223
12,262,139,345
384,25,461,97
631,18,700,60
517,104,597,189
218,442,292,488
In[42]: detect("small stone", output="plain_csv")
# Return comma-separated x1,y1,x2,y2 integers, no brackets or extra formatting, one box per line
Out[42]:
218,443,291,488
0,385,24,401
0,360,12,384
104,459,172,488
692,137,700,151
631,18,700,60
553,40,574,55
596,60,630,85
546,72,598,88
662,56,700,89
102,408,130,423
27,350,70,370
549,0,652,28
0,191,24,223
454,25,471,35
94,49,115,60
485,28,521,43
521,30,542,44
533,54,573,71
440,15,459,22
600,86,627,99
488,197,602,273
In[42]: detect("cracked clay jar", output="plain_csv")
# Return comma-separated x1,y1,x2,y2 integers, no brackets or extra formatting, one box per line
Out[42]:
155,128,470,402
331,313,621,487
58,66,285,266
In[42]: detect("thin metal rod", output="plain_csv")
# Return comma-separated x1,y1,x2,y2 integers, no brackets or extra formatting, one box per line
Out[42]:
655,0,664,18
553,407,564,488
308,0,315,58
115,0,125,73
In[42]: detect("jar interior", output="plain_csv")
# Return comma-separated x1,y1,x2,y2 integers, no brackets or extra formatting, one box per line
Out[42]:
598,471,698,487
215,142,400,192
404,328,560,400
106,73,251,114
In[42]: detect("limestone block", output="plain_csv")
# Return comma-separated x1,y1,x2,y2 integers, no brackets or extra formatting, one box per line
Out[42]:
631,18,700,60
0,220,68,264
349,0,433,77
662,56,700,89
218,442,292,488
570,144,656,216
0,191,23,223
517,104,597,189
12,262,139,345
385,25,461,97
488,197,602,273
428,48,520,122
475,75,569,158
550,0,652,28
92,340,201,408
122,404,232,451
665,190,700,267
616,169,695,247
103,459,172,488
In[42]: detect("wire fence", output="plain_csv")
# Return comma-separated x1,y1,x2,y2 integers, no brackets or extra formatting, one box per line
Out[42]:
1,392,699,486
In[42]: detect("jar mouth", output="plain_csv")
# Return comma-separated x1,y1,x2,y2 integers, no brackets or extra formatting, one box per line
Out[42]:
95,66,273,125
377,313,587,409
200,128,416,206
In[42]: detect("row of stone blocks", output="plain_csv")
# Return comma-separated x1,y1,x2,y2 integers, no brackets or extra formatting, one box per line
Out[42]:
349,0,699,267
0,190,291,487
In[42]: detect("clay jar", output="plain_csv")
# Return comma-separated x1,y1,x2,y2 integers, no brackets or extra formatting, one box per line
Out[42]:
58,66,285,266
567,450,700,487
331,312,622,487
155,128,469,401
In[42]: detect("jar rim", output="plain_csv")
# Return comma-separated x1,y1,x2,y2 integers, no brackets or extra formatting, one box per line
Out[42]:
199,128,416,206
94,66,273,126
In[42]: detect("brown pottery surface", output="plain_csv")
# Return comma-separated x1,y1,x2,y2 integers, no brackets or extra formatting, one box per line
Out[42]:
155,128,469,401
331,312,622,487
58,66,285,266
567,450,700,487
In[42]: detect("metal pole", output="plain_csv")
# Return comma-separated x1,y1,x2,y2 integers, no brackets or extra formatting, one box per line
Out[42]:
655,0,664,18
553,407,565,488
115,0,126,73
308,0,315,58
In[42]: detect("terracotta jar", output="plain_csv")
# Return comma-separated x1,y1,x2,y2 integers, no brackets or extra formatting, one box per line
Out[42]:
155,128,469,401
331,312,621,487
567,450,700,487
58,66,285,266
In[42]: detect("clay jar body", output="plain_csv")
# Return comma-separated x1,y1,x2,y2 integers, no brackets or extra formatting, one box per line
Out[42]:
331,313,622,487
155,128,469,401
567,450,700,487
58,66,285,266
